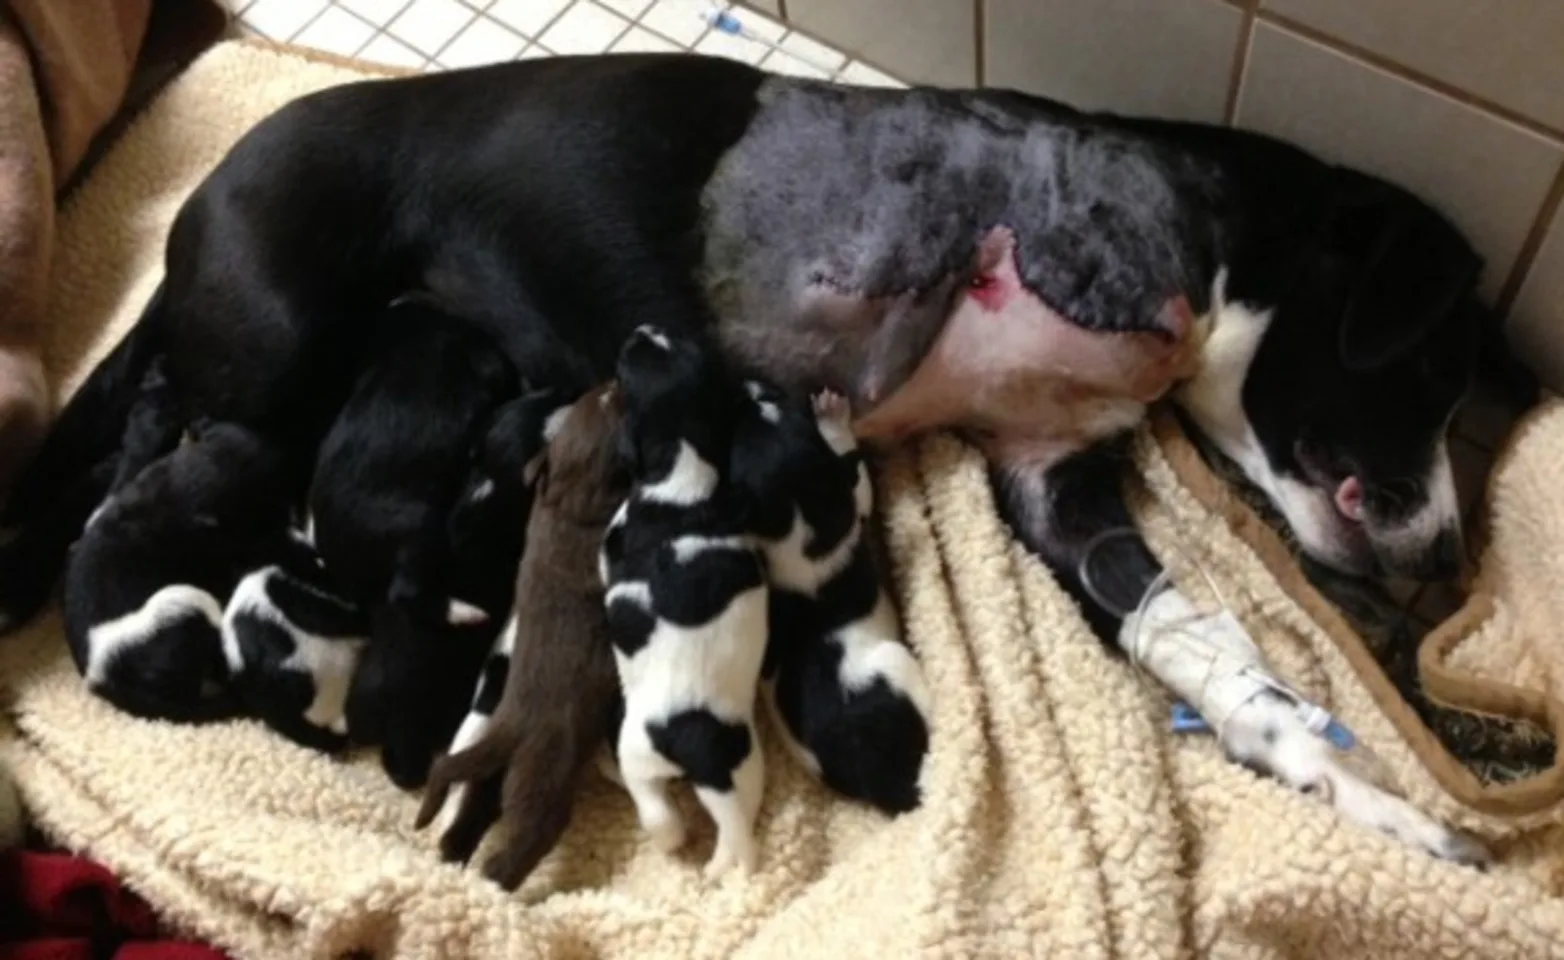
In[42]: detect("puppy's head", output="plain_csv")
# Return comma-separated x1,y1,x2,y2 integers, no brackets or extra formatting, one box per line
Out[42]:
615,325,735,474
534,382,628,523
1197,173,1487,581
156,421,293,534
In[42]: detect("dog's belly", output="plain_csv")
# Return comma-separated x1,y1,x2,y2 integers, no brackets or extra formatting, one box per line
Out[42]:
700,79,1202,462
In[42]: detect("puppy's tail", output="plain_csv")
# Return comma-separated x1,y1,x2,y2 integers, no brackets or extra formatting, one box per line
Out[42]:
0,288,165,632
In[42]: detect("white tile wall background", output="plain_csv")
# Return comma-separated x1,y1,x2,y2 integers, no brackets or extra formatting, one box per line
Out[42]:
228,0,898,85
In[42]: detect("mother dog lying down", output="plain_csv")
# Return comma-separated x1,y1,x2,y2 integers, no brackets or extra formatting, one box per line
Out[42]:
0,53,1497,864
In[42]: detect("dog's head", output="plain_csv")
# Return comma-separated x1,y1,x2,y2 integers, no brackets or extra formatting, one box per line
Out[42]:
535,382,628,524
1186,173,1486,580
615,325,736,477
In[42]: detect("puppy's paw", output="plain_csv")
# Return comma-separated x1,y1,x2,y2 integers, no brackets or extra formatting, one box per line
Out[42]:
645,812,687,854
811,389,849,424
703,838,757,879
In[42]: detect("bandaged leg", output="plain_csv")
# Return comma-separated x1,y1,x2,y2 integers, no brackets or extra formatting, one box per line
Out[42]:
1121,587,1489,866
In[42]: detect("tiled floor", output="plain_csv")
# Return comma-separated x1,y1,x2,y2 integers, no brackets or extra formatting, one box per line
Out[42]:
228,0,901,85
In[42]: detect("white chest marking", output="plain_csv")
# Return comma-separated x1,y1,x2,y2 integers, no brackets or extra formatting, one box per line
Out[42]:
641,441,719,506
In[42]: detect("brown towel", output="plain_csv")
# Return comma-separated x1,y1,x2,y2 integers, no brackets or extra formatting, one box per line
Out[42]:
0,0,225,496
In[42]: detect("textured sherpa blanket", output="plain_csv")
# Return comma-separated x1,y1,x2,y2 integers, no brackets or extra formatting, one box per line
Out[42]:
5,38,1564,960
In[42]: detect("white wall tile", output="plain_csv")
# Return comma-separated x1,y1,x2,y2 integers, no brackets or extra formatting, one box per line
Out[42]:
598,0,653,19
243,0,329,40
438,15,528,67
1238,23,1562,300
611,25,682,53
985,0,1240,123
838,60,902,88
488,0,572,38
387,0,476,56
1509,203,1564,390
639,0,712,47
786,0,972,86
537,2,630,54
292,6,377,56
358,31,429,67
339,0,414,30
694,24,769,64
1264,0,1564,131
777,30,846,74
759,48,829,79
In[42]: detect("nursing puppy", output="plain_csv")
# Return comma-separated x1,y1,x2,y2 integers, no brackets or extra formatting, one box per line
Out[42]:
311,299,520,788
416,384,627,889
423,387,567,838
222,539,368,753
603,327,771,877
64,419,295,722
754,386,932,814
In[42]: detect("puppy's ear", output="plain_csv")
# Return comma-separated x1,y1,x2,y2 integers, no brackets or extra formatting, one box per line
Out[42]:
1337,195,1482,372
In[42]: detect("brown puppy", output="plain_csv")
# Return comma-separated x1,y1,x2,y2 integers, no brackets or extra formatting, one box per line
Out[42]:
414,382,629,890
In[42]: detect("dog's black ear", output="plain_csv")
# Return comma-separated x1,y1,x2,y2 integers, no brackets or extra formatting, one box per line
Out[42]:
1337,195,1482,372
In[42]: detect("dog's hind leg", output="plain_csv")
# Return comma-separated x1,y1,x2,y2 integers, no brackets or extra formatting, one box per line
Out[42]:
480,725,584,891
696,727,764,877
438,774,502,865
617,720,687,854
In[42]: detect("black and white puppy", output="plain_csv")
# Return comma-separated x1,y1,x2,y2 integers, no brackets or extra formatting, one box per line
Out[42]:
310,299,520,788
64,412,295,723
221,536,369,753
602,326,770,877
750,385,932,814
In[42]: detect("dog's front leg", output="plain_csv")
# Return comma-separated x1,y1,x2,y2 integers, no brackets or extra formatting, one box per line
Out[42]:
993,440,1490,867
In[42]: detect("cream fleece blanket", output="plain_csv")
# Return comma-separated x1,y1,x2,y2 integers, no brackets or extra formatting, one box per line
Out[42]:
5,39,1564,959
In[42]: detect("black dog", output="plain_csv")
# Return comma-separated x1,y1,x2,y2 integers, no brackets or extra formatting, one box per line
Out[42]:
310,299,521,788
64,414,295,723
4,54,1501,862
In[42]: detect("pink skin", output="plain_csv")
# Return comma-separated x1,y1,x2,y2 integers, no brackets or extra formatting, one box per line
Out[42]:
1334,475,1365,522
851,226,1201,471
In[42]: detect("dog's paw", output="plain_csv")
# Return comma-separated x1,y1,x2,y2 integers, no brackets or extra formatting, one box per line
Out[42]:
1430,827,1493,870
703,837,757,879
811,389,849,423
645,812,687,854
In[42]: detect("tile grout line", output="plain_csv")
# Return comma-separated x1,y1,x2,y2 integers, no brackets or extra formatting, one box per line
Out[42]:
426,6,483,68
285,3,336,44
1495,156,1564,317
1221,0,1258,125
335,5,392,56
1257,10,1564,147
599,2,638,55
972,0,985,87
